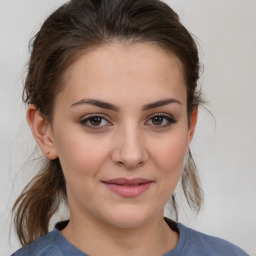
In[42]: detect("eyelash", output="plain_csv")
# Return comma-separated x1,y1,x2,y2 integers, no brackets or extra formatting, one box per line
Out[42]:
146,113,177,127
80,113,177,129
80,114,111,129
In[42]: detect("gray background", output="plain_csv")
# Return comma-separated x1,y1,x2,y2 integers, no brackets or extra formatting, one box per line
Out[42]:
0,0,255,255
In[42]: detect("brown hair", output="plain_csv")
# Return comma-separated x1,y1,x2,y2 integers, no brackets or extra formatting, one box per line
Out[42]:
13,0,203,246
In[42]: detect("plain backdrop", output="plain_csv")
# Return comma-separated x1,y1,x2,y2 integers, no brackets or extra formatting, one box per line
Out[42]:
0,0,255,255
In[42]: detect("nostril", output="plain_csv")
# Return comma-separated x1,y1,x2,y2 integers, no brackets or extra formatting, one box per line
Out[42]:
137,161,144,167
117,161,124,166
115,160,144,169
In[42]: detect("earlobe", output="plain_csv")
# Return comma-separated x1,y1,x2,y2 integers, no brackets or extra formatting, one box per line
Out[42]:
26,104,58,160
187,109,198,145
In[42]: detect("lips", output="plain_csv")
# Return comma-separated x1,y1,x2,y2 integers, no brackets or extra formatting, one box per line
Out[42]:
104,178,152,185
102,178,153,197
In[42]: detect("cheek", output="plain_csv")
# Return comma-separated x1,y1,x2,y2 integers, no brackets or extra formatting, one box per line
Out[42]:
149,128,188,197
152,132,187,172
54,132,112,206
54,128,110,180
145,129,188,206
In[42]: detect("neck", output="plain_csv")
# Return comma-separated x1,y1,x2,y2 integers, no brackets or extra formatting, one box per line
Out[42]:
61,212,179,256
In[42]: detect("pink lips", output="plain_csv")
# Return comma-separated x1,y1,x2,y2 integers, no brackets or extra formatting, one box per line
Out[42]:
103,178,153,197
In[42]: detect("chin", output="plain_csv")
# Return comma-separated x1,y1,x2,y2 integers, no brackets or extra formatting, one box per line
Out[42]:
102,205,157,229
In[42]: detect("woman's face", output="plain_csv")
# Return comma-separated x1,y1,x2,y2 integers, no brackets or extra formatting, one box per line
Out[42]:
49,43,196,228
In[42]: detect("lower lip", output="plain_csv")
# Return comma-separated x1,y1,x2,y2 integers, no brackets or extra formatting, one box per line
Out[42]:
103,182,152,197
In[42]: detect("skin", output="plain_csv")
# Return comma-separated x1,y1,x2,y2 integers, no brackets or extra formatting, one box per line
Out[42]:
27,42,197,256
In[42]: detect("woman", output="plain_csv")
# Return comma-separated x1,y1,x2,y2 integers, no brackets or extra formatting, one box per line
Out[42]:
12,0,248,255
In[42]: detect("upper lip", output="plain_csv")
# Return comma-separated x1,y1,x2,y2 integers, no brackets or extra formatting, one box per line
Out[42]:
103,178,153,185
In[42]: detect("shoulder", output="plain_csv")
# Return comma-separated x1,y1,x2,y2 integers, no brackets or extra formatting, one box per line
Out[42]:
11,229,62,256
177,222,249,256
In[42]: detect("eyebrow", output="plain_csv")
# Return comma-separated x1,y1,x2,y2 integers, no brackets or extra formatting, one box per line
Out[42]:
71,99,119,111
142,98,182,110
70,98,182,111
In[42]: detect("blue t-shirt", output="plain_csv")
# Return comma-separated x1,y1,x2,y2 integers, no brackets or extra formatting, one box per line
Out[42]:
12,218,248,256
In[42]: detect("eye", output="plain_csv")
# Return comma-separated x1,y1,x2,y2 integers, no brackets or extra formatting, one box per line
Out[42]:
146,113,177,127
80,114,111,128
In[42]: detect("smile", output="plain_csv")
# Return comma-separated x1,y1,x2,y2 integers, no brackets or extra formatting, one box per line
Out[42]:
102,178,153,197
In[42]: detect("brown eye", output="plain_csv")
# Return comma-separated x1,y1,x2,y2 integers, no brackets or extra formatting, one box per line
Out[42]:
146,114,177,127
89,116,102,126
152,116,164,125
80,115,110,128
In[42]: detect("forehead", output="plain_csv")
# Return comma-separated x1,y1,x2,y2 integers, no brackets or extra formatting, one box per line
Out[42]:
58,42,186,108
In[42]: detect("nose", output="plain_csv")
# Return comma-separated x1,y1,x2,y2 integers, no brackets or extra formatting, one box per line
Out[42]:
111,125,149,170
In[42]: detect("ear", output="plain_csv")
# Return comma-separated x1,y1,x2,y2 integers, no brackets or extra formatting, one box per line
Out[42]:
187,108,198,146
26,104,58,160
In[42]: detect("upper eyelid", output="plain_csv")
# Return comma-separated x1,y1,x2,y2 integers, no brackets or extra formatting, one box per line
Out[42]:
80,114,113,128
81,113,111,121
79,115,112,131
145,113,177,127
146,112,176,120
79,112,176,124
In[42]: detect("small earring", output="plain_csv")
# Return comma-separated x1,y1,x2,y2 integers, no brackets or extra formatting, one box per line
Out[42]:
46,152,50,155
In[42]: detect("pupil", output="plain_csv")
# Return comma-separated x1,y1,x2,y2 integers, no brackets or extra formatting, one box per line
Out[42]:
152,116,163,125
91,117,102,126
